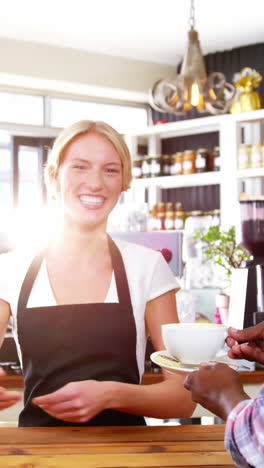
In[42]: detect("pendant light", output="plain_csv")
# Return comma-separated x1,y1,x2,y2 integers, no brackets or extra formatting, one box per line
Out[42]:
149,0,235,115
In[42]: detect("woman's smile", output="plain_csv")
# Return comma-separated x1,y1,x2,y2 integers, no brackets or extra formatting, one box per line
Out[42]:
79,194,106,209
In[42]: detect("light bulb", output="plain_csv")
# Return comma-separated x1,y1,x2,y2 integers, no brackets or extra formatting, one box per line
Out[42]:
190,82,200,106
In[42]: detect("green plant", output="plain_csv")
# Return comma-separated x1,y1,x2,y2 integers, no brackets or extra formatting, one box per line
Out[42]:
194,225,250,280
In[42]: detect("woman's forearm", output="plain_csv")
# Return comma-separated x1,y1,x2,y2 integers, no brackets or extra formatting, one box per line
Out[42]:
106,376,196,419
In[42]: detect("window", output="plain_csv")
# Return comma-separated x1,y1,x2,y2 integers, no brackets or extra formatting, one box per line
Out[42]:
50,97,148,133
0,148,12,217
0,92,44,125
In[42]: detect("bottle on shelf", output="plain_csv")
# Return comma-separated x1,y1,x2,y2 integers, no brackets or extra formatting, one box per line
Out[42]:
174,202,185,230
148,204,159,231
250,143,262,169
150,155,162,177
237,144,251,169
156,202,166,230
161,154,171,176
132,158,142,179
141,155,152,178
213,146,220,171
164,202,175,230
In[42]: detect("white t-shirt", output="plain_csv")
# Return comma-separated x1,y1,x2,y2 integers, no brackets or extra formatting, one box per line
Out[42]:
0,239,178,379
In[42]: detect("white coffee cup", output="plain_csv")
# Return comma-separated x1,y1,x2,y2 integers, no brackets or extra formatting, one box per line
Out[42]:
162,322,226,364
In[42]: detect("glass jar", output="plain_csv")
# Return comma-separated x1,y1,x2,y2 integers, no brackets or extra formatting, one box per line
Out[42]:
156,202,166,230
195,148,207,173
196,148,214,173
164,203,175,230
182,210,213,262
132,158,142,179
183,150,196,174
174,211,185,230
213,146,220,171
161,154,171,176
174,202,185,229
170,152,183,175
141,155,151,178
150,155,162,177
251,143,262,169
148,204,159,231
237,144,251,169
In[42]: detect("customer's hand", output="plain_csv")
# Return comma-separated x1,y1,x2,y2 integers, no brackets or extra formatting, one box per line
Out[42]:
0,367,22,410
184,362,249,421
226,322,264,364
32,380,113,423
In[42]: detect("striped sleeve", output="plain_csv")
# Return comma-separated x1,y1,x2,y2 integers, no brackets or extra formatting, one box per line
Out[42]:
225,385,264,468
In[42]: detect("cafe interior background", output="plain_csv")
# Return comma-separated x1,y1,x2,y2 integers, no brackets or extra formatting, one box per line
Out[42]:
0,0,264,384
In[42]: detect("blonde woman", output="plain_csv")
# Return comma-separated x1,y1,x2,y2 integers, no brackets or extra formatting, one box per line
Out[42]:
0,120,195,426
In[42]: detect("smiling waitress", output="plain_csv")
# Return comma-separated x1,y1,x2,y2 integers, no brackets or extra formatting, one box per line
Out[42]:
0,120,195,426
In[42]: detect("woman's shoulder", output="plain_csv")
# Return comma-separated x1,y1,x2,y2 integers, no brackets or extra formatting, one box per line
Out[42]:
0,247,38,272
113,238,161,263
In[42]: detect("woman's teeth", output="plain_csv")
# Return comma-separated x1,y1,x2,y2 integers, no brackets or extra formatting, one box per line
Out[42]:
79,195,104,206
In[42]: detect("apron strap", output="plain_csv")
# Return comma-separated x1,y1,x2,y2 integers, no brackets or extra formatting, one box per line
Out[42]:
18,238,133,311
107,235,133,308
17,250,46,312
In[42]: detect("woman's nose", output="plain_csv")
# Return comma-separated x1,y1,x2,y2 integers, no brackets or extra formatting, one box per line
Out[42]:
84,168,103,191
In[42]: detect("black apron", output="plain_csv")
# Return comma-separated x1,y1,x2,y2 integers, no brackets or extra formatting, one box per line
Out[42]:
17,237,145,427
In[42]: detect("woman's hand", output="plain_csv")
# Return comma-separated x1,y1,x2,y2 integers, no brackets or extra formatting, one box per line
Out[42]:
226,323,264,364
184,362,249,421
0,367,22,410
32,380,112,423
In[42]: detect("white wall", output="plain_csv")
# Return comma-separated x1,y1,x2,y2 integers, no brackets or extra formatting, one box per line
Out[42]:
0,38,175,103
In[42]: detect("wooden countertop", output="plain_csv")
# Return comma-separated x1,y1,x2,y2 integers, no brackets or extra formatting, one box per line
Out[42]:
0,425,236,467
2,369,264,389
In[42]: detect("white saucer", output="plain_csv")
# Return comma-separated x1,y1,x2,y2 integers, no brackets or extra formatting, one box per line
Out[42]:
150,350,240,375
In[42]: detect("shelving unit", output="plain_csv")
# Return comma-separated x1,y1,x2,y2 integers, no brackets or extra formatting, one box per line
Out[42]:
125,109,264,229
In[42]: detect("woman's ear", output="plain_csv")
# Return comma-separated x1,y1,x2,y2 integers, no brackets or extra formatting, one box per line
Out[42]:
49,174,60,201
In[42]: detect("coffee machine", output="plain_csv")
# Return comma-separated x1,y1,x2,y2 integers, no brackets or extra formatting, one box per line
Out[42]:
229,199,264,329
240,199,264,326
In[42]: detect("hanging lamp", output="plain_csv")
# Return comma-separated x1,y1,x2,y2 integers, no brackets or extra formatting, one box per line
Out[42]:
149,0,235,115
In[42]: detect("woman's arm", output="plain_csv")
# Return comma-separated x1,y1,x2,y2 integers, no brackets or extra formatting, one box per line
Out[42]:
33,290,196,422
108,289,196,419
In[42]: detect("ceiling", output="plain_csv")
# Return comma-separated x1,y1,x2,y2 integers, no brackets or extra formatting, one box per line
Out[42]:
1,0,264,66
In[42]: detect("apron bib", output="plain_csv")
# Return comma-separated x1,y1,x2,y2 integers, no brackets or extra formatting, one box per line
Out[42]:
17,237,145,427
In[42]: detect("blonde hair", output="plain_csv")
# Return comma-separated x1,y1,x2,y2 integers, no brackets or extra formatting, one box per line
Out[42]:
44,120,132,195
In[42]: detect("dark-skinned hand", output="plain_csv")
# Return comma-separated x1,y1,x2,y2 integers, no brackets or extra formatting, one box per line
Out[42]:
184,362,249,421
226,322,264,364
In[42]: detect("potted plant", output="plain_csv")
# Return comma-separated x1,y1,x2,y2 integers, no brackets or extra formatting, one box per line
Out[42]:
194,225,250,324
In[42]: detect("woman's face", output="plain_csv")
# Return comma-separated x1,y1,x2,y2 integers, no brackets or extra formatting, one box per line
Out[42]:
55,132,123,229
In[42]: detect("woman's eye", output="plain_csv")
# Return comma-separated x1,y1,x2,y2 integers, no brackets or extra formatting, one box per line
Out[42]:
73,165,86,170
106,168,119,174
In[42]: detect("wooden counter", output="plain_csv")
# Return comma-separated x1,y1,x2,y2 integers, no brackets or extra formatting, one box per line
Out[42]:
0,425,236,467
142,369,264,385
2,369,264,389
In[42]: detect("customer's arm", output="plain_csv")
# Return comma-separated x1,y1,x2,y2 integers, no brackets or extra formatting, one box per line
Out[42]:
225,384,264,468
